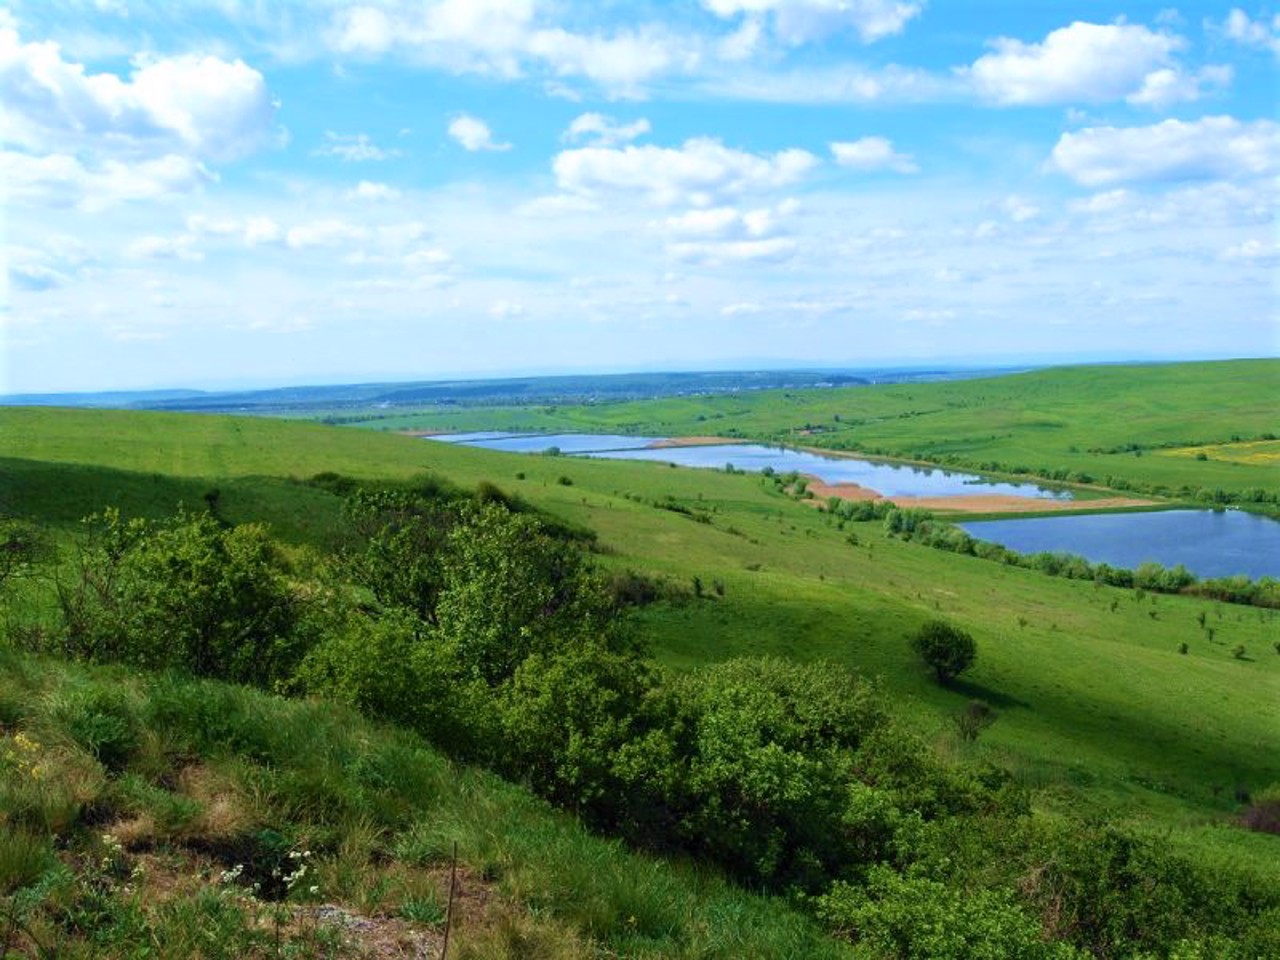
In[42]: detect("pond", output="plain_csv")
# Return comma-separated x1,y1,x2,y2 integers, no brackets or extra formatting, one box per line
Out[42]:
959,509,1280,580
430,432,1071,500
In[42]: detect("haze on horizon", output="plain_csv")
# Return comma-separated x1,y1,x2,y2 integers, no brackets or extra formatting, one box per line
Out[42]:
2,0,1277,395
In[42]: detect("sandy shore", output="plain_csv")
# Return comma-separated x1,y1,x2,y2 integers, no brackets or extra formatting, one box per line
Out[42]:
647,436,748,448
803,478,1156,514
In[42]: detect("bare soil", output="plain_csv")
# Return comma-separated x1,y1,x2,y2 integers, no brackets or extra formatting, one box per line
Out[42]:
803,478,1155,514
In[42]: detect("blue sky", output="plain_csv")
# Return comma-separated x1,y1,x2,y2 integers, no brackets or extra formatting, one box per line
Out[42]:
2,0,1276,392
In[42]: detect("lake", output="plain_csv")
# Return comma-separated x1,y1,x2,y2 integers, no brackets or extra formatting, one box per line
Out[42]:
431,432,1071,500
960,509,1280,580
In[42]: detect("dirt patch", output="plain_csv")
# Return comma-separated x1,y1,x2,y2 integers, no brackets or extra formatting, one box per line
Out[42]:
804,478,1155,514
647,436,748,448
396,430,445,438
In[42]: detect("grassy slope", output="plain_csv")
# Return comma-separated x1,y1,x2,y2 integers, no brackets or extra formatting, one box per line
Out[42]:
344,359,1280,498
2,404,1278,881
0,650,851,959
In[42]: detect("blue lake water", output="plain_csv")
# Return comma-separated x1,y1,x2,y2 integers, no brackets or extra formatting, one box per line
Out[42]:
960,509,1280,580
429,432,1070,499
446,433,664,454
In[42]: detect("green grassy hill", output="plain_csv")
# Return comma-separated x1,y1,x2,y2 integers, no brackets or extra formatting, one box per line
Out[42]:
342,359,1280,502
3,402,1277,888
0,649,851,959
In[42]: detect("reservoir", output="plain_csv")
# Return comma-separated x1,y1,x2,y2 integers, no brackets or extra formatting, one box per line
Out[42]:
960,509,1280,580
432,432,1071,500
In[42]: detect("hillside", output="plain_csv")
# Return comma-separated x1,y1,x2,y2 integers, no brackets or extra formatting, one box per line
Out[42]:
339,359,1280,505
2,396,1278,956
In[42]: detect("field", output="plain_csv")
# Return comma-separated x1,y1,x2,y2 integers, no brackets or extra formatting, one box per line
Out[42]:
338,359,1279,504
3,396,1277,887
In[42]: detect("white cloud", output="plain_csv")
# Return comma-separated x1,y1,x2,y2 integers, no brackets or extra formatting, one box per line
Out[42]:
1218,8,1280,56
0,149,213,208
1050,116,1280,187
244,217,283,246
447,114,510,152
1126,65,1232,109
1221,239,1278,264
524,27,686,95
700,61,950,104
285,219,368,249
830,136,917,173
966,21,1189,106
702,0,923,44
489,298,526,318
328,1,694,96
6,242,83,292
347,180,402,201
315,132,401,162
514,194,600,217
1000,195,1040,222
1070,189,1132,215
125,234,203,261
0,20,275,161
564,113,651,147
554,137,818,206
668,236,796,264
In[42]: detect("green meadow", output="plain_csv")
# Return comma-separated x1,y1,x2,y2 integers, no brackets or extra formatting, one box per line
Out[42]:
342,359,1279,503
1,363,1278,955
3,400,1277,859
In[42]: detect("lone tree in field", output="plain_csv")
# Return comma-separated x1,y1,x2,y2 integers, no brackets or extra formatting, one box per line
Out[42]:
911,619,976,684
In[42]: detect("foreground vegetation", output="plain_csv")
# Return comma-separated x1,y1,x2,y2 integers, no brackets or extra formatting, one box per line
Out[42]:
2,384,1278,956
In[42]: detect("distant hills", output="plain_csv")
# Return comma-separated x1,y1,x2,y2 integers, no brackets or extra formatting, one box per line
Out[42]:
1,366,1019,414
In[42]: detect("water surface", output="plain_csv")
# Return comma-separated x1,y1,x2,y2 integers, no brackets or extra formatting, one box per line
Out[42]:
960,509,1280,580
430,432,1070,499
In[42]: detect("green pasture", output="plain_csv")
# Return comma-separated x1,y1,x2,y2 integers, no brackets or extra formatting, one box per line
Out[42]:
2,404,1277,882
341,359,1279,501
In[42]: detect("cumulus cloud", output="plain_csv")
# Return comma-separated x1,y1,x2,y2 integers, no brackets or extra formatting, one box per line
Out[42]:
514,194,600,217
564,113,651,147
447,114,510,152
328,1,694,96
125,234,203,261
5,241,86,292
0,19,276,161
830,136,917,173
285,219,368,250
314,132,401,162
1218,8,1280,56
702,0,924,44
966,21,1211,107
1050,116,1280,187
1000,195,1040,222
1221,238,1278,264
662,200,798,264
1126,65,1232,109
347,180,402,201
668,236,796,264
554,137,818,207
0,150,214,209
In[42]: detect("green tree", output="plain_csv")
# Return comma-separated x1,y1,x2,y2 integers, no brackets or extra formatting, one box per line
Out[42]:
53,508,301,686
911,619,977,683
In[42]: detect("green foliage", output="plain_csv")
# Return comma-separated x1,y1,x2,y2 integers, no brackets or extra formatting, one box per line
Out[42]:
48,508,302,686
818,867,1075,960
910,620,977,683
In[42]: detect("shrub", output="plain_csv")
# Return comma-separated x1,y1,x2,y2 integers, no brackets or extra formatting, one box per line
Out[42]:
910,620,977,684
1242,784,1280,835
818,867,1072,960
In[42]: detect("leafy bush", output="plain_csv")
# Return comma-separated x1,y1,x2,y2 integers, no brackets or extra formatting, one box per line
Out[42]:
818,867,1075,960
51,509,301,686
910,620,977,683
